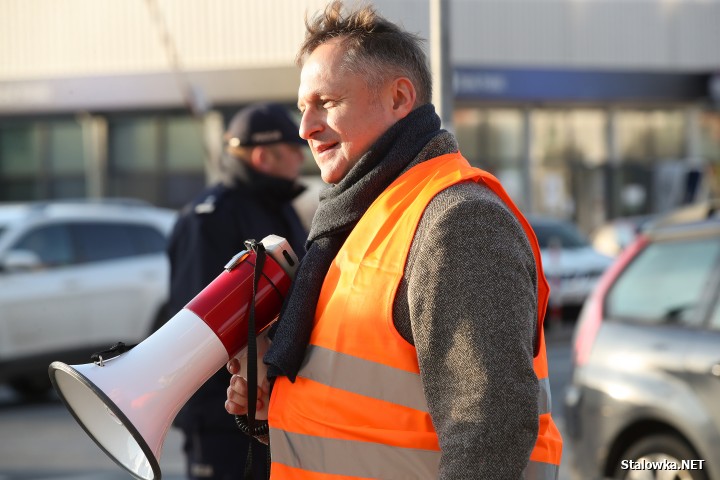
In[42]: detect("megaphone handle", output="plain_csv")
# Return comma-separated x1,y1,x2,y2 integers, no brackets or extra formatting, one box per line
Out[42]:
240,239,268,480
234,331,271,421
243,239,264,434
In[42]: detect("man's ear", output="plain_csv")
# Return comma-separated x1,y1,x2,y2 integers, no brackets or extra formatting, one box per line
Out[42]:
249,146,270,173
389,77,416,119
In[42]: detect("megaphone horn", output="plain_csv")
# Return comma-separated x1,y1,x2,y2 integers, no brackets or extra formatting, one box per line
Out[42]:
48,234,298,480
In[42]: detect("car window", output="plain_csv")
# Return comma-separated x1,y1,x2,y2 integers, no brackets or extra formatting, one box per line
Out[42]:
13,224,74,267
711,297,720,331
606,237,720,325
532,221,589,249
711,304,720,330
72,223,137,263
127,224,167,254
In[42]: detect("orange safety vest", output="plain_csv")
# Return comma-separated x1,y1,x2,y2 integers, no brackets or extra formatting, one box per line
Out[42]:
268,153,563,479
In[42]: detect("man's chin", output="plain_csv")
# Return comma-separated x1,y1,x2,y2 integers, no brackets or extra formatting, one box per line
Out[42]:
320,172,339,184
318,162,345,184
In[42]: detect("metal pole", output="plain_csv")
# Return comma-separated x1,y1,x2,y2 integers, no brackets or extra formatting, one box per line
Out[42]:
522,107,533,214
430,0,454,133
79,114,107,200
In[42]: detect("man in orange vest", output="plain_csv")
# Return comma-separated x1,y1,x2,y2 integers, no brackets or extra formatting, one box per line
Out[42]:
226,1,563,478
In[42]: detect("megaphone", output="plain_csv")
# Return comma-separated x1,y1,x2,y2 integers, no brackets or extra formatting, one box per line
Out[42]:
48,234,298,480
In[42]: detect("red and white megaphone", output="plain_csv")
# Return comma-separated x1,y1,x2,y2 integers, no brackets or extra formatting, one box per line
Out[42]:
48,234,298,480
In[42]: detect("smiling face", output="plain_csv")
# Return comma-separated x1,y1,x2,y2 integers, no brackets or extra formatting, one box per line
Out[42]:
297,38,412,184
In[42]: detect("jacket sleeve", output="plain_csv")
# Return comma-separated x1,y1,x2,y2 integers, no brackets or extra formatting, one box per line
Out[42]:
405,183,539,479
167,207,248,317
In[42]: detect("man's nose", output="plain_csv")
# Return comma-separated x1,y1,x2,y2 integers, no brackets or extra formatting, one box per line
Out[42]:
299,110,322,140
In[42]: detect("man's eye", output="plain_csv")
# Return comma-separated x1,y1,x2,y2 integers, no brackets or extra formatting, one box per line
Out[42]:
322,100,335,109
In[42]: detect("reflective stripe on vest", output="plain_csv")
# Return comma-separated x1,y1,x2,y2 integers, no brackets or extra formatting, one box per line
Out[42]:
271,429,559,480
270,428,441,479
299,344,552,416
269,153,563,479
523,460,561,480
299,345,429,412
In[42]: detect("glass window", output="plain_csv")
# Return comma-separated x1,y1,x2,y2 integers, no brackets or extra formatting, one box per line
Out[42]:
606,237,720,325
568,110,606,167
616,109,685,162
0,123,43,176
166,116,204,171
0,179,41,202
455,108,523,171
532,109,606,167
72,223,136,263
651,111,685,159
700,111,720,163
0,119,88,202
530,220,589,249
617,111,650,162
532,110,570,168
108,114,212,207
49,120,85,174
109,117,160,172
13,224,74,267
454,109,483,166
455,108,526,205
107,116,162,204
531,109,608,220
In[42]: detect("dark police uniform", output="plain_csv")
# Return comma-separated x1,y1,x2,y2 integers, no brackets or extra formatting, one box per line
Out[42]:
167,160,307,480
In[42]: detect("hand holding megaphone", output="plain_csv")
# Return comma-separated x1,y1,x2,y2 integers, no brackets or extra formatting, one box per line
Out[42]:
226,325,272,421
225,355,271,420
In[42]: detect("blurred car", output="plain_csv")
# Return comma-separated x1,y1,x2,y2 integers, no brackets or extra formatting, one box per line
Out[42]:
528,216,614,319
590,214,657,258
564,200,720,480
0,199,176,397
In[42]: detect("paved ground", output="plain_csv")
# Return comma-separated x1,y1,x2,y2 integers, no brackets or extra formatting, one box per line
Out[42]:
0,386,185,480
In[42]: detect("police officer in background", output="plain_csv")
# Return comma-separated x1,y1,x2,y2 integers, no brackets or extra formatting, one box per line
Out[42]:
167,102,308,480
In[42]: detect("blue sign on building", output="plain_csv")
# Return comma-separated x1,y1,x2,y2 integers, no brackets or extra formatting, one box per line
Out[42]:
454,67,711,102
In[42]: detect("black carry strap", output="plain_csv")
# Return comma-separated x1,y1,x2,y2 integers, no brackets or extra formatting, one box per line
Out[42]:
235,239,266,480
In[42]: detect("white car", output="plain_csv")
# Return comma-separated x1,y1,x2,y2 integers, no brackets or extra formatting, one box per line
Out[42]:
0,200,177,397
528,216,614,320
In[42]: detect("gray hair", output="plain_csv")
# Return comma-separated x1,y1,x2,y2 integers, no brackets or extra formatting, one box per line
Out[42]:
297,1,432,106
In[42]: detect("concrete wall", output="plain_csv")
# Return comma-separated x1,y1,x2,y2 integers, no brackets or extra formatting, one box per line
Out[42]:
1,0,718,114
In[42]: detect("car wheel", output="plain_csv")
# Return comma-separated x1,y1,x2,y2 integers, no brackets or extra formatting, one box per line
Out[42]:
614,434,707,480
9,375,52,399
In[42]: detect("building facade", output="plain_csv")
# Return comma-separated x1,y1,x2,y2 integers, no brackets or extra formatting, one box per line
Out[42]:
1,0,719,233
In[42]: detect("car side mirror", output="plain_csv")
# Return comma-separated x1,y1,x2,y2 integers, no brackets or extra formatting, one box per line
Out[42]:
0,249,43,272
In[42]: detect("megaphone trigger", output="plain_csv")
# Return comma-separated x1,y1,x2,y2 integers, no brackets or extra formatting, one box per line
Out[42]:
90,342,136,367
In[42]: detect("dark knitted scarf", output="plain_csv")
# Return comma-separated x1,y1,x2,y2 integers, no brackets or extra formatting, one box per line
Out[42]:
265,104,453,381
